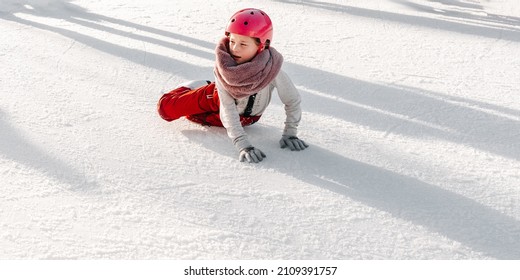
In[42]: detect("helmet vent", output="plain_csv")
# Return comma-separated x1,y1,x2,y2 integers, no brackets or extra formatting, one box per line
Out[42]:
231,19,236,22
250,11,254,15
244,21,248,25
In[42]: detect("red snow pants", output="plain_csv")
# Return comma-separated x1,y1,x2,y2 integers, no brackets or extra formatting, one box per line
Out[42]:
157,82,261,127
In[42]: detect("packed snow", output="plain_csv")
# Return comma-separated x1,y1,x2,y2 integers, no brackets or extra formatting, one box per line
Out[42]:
1,0,519,259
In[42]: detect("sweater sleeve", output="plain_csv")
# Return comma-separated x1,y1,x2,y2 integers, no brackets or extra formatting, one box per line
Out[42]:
274,70,302,137
215,79,252,151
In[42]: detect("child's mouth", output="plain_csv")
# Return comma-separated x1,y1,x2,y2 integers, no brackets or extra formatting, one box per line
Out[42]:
232,55,241,60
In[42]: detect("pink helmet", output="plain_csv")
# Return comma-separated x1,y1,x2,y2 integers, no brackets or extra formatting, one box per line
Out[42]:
225,8,273,48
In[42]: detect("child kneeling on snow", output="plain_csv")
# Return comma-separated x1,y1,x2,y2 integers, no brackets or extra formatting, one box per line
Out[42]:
157,8,308,163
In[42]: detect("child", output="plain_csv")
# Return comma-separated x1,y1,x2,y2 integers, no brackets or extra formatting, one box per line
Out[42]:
157,8,308,163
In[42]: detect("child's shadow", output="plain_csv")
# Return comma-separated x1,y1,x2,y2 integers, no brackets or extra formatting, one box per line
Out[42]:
182,125,520,259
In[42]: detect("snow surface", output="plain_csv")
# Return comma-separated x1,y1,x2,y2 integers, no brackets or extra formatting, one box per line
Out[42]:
1,0,520,259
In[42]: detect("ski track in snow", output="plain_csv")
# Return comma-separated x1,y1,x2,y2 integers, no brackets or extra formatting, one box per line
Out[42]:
1,0,520,259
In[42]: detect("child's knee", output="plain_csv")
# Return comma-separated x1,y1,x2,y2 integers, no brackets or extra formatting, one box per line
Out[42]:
157,87,191,121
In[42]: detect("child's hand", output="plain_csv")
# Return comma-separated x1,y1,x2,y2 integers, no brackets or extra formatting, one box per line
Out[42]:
239,147,266,163
279,136,309,151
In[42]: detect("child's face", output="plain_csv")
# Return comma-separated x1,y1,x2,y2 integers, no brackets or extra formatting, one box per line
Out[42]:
228,33,261,64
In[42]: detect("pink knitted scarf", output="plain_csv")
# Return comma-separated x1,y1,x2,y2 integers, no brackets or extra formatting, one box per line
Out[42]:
214,37,283,99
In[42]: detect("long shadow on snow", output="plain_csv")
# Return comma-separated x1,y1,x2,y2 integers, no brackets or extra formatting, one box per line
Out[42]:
0,0,215,50
274,0,520,40
0,110,97,191
392,0,520,28
285,63,520,162
183,126,520,259
0,1,214,80
416,0,483,10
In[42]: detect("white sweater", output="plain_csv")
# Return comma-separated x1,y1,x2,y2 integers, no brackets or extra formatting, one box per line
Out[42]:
215,70,302,151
